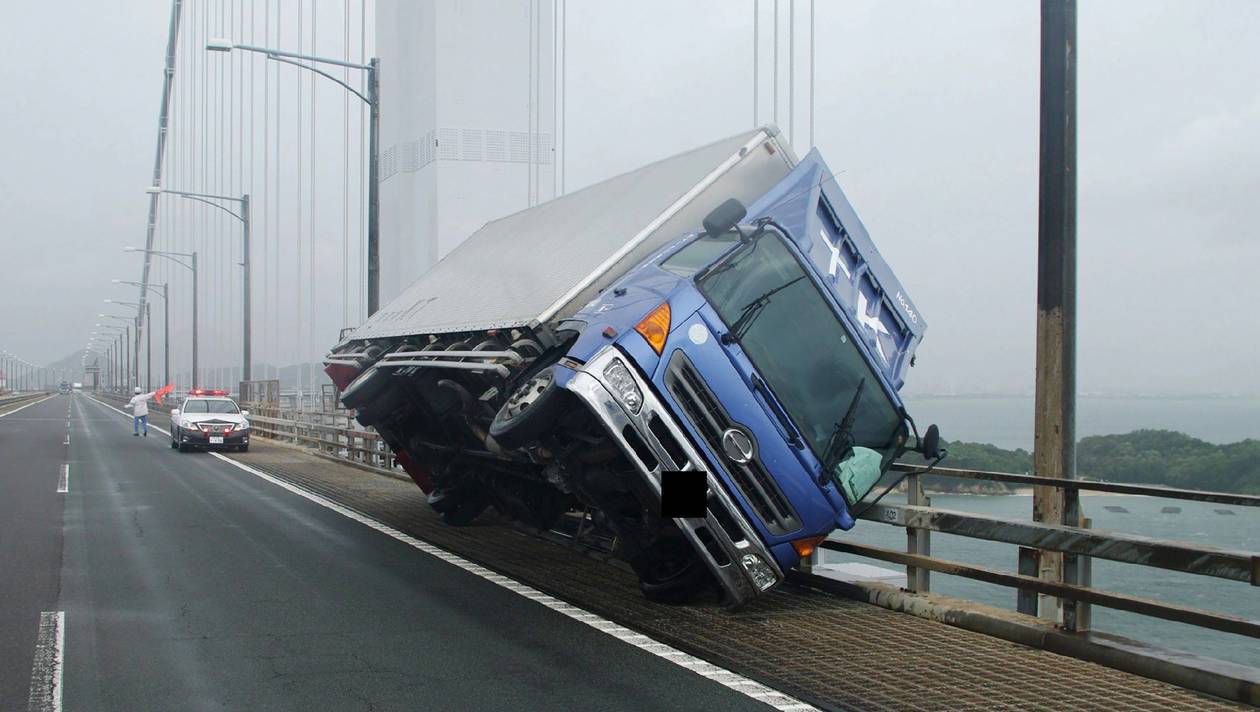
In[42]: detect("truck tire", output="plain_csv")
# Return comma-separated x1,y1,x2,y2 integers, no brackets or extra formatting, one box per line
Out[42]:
441,498,489,526
633,534,713,605
428,488,489,527
489,365,570,449
339,365,390,411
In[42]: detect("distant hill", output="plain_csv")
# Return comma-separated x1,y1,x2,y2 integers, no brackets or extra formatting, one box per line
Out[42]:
1076,430,1260,494
918,430,1260,495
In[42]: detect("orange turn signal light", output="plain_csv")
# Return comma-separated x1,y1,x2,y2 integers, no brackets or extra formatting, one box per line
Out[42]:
634,302,671,355
791,535,828,559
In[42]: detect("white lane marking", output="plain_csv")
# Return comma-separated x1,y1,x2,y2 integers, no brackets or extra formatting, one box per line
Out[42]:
208,454,817,711
0,394,58,419
85,395,815,711
57,465,69,494
27,611,64,712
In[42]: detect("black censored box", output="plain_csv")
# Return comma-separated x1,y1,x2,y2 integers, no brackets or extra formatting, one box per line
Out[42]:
660,470,707,519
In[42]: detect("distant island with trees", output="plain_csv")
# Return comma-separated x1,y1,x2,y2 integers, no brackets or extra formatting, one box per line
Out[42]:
909,429,1260,495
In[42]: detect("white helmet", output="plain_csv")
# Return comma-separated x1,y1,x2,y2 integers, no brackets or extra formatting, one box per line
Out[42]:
134,387,142,394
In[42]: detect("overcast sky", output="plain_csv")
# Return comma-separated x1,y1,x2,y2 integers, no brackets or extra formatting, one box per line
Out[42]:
2,0,1257,397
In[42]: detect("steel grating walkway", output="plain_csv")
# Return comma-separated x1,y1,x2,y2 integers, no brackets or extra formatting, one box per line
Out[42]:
229,441,1238,712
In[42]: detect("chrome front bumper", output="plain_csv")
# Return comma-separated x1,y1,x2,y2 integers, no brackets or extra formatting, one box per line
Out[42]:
562,346,783,606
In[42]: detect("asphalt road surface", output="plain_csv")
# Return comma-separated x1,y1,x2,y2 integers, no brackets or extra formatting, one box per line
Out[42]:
0,393,780,711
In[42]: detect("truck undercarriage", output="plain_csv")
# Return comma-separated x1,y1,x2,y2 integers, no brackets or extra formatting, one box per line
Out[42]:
330,329,720,603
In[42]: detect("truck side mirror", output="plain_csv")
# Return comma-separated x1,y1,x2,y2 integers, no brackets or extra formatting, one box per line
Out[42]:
702,198,747,237
919,424,941,460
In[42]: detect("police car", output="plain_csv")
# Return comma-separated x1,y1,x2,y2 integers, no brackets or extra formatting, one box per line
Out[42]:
169,389,251,452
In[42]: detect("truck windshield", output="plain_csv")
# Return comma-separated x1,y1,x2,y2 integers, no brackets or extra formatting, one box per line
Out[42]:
696,230,904,465
183,399,239,414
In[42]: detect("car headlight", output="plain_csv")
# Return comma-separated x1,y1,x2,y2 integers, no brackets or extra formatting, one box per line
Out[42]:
602,358,643,414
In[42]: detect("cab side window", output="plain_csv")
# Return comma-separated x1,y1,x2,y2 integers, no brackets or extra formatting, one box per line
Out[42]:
660,233,740,278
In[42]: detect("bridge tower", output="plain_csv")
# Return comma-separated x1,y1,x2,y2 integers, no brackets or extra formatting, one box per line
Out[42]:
375,0,557,304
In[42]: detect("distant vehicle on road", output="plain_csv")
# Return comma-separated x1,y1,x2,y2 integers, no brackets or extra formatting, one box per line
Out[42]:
59,381,71,395
170,390,251,452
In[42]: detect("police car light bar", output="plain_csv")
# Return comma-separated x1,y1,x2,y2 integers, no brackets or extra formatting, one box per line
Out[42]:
190,388,230,396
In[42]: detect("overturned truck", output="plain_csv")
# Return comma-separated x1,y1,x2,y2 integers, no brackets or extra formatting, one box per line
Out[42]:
325,127,941,606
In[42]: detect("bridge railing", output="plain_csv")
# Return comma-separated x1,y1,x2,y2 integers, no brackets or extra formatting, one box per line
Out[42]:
0,391,52,408
814,463,1260,643
232,392,1260,649
240,404,400,473
233,392,1260,642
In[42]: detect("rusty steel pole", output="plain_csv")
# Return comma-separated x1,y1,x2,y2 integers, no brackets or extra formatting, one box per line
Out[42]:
1032,0,1079,628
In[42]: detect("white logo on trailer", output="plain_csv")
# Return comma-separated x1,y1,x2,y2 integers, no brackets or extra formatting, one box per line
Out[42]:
821,227,892,365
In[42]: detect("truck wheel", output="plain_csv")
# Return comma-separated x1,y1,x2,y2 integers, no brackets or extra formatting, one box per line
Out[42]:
489,365,570,449
429,488,489,526
634,534,713,605
339,365,390,411
441,499,489,526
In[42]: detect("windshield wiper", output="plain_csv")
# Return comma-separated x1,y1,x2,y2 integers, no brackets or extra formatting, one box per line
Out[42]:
719,275,806,345
822,378,866,472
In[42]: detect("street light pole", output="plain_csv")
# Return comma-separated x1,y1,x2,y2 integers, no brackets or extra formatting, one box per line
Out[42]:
106,299,148,389
208,39,381,316
193,251,198,388
242,195,250,382
146,302,152,390
115,280,170,388
163,283,169,386
367,58,380,315
146,188,249,382
101,314,135,391
127,248,198,389
120,331,128,391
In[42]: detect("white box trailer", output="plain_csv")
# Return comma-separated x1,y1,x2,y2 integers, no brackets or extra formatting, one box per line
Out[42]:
337,126,796,346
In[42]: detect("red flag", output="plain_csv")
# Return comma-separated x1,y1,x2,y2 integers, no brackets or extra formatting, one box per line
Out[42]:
155,383,174,405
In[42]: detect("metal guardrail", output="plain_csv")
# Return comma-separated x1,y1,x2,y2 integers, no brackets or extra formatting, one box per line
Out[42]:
233,396,1260,650
826,463,1260,646
242,406,399,473
0,391,52,409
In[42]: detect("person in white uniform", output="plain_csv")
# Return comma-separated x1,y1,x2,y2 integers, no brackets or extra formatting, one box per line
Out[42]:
127,386,157,437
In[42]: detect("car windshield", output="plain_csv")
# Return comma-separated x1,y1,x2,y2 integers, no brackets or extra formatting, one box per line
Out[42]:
696,229,904,464
183,399,239,414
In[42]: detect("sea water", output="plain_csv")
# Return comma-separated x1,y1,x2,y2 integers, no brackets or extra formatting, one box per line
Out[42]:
903,395,1260,451
825,492,1260,669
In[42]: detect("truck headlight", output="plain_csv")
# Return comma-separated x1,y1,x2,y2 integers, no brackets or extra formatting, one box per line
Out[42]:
602,358,643,414
740,554,778,591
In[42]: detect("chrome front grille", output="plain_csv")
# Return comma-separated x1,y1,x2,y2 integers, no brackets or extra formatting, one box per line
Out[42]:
664,352,800,535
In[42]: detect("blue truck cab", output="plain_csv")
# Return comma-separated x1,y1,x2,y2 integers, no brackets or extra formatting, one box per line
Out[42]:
556,151,930,604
